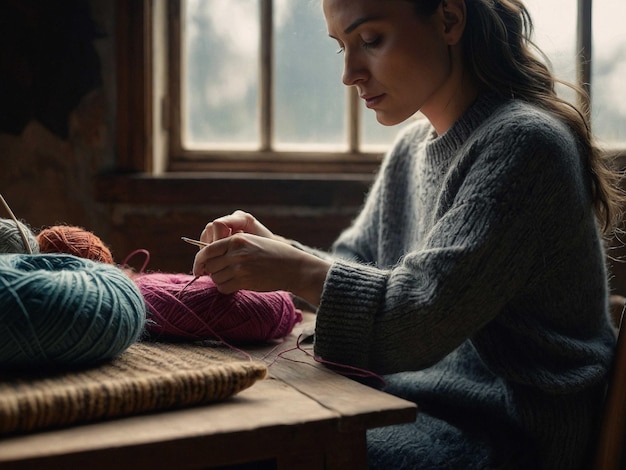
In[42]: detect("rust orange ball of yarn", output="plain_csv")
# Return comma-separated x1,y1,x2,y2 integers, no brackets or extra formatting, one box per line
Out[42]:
36,225,114,264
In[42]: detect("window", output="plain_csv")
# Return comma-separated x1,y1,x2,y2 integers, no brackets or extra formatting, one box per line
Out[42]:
118,0,625,176
166,0,405,174
524,0,626,148
590,0,626,147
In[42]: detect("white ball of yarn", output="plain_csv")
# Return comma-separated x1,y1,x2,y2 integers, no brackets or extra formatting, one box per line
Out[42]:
0,218,40,254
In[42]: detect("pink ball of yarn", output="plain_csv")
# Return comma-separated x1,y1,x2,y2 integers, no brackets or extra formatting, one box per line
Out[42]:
134,273,302,344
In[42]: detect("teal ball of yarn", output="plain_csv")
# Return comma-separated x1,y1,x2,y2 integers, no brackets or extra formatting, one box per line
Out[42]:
0,254,146,369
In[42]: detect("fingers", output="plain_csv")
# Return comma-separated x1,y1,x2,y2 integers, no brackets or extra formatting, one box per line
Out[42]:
192,237,230,277
191,237,248,294
207,265,239,294
192,212,280,291
212,221,232,241
200,212,247,244
199,224,213,244
200,211,274,244
199,221,232,245
190,233,319,299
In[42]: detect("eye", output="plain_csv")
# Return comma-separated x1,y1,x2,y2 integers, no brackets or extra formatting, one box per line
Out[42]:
361,35,382,49
331,38,345,54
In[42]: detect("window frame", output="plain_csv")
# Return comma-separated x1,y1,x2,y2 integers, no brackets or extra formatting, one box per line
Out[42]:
115,0,624,177
116,0,154,173
165,0,382,174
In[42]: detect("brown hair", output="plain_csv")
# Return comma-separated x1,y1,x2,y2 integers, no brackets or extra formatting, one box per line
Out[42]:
408,0,624,234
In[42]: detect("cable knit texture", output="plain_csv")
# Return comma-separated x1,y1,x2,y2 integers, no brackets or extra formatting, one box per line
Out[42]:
310,94,616,469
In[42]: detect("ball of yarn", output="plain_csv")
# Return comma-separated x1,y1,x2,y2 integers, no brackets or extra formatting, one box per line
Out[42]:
0,218,40,254
134,273,302,344
37,225,114,264
0,254,146,369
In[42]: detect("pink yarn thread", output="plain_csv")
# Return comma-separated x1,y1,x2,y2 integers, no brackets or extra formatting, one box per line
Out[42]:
134,272,302,344
266,334,387,389
121,249,151,280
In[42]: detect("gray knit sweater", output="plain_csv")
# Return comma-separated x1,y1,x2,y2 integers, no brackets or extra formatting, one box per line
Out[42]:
310,94,616,468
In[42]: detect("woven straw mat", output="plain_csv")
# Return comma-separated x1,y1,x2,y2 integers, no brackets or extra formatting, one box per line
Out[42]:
0,342,267,435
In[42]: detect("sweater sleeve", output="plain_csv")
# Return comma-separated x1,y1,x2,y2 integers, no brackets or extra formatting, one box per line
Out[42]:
330,123,422,265
314,106,609,380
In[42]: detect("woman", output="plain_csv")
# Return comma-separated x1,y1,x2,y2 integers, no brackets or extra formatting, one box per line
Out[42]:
192,0,623,467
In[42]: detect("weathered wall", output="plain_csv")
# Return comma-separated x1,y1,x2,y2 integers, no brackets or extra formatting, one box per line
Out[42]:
0,0,115,241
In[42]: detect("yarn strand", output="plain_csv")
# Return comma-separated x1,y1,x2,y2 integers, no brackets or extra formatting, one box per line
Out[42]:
268,334,387,389
0,194,32,254
122,249,151,274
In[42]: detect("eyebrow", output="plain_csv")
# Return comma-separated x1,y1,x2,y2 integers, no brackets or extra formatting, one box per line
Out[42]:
343,15,382,35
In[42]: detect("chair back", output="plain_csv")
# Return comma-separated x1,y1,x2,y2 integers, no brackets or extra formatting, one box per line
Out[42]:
594,308,626,470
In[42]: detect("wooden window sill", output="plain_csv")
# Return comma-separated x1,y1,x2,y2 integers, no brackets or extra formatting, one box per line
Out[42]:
95,171,374,207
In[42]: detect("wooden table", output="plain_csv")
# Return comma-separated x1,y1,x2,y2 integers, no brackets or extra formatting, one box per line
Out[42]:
0,316,417,469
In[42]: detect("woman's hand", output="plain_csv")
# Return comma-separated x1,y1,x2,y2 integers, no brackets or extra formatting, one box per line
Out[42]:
193,215,330,306
200,210,278,243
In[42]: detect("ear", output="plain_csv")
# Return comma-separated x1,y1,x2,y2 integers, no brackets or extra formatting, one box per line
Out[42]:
439,0,466,45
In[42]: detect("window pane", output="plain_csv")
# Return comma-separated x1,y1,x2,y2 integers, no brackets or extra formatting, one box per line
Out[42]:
524,0,577,103
274,0,346,151
360,103,410,152
592,0,626,146
183,0,259,149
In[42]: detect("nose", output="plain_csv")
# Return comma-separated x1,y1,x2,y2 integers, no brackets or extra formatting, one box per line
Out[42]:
342,50,368,86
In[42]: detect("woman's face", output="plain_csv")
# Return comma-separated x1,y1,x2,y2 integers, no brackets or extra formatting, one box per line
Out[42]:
323,0,460,128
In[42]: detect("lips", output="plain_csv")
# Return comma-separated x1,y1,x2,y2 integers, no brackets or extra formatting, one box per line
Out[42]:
361,93,384,108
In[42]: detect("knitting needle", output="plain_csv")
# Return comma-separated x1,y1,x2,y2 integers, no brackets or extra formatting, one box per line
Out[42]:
0,193,33,254
181,236,209,248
